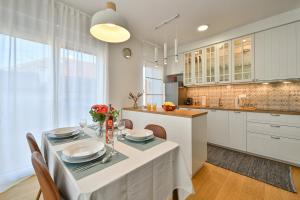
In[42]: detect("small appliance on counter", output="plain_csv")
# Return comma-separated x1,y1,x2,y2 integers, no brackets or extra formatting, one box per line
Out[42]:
201,96,207,107
235,94,247,108
184,98,193,105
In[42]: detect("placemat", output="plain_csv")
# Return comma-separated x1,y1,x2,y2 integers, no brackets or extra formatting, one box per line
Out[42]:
47,132,91,146
57,146,128,180
117,137,165,151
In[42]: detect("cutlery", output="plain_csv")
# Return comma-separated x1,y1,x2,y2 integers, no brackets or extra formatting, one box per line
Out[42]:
75,153,112,172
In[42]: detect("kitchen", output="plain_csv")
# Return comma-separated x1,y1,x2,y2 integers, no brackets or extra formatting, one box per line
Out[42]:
1,1,300,200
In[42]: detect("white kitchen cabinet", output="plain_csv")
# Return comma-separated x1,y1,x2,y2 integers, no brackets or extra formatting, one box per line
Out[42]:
183,52,193,85
247,112,300,165
216,41,231,83
194,49,205,84
232,35,254,82
247,132,300,165
255,22,299,81
229,111,246,151
206,109,229,147
204,45,217,84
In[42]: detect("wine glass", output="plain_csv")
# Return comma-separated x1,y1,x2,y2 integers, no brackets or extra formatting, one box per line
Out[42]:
117,120,126,140
108,130,117,155
79,119,87,135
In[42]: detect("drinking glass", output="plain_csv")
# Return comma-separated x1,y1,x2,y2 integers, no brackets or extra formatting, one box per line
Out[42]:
147,103,152,111
79,119,87,135
117,120,126,140
152,103,157,111
108,130,117,155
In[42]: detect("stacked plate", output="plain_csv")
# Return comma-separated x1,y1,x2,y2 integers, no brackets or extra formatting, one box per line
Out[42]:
61,139,106,164
125,129,154,142
48,127,80,139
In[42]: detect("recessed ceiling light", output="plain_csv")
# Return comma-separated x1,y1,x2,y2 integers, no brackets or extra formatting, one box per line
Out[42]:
197,25,208,32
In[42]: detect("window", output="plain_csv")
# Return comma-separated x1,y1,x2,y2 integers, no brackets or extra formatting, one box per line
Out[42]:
143,63,164,106
58,48,99,126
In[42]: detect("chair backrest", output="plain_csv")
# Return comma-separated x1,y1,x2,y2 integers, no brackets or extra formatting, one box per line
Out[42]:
144,124,166,139
26,132,42,154
123,119,133,129
31,152,60,200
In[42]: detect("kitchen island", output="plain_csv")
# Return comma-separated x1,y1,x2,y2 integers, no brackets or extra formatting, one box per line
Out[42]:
122,107,207,177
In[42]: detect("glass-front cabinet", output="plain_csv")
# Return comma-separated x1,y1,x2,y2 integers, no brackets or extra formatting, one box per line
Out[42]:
232,35,254,82
217,41,231,83
184,52,193,85
205,45,216,83
194,49,204,84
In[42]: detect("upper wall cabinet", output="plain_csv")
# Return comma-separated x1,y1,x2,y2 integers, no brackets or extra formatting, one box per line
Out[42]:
166,54,184,75
255,22,300,81
194,49,204,84
205,45,216,84
216,41,231,83
184,52,193,85
232,35,254,82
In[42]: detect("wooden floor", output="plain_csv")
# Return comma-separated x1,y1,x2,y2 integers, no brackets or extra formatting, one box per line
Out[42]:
1,162,299,200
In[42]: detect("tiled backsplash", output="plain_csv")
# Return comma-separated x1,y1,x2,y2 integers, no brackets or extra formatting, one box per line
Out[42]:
186,82,300,111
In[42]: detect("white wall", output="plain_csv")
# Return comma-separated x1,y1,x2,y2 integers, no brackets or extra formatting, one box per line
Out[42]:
108,37,143,109
108,37,163,109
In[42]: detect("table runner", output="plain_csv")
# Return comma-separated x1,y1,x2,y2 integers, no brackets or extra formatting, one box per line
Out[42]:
57,146,128,180
117,136,165,151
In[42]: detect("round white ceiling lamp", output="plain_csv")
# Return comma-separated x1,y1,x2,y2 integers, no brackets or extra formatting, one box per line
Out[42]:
90,2,130,43
197,25,209,32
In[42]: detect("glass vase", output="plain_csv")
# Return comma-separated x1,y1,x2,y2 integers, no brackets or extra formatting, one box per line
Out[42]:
96,122,104,137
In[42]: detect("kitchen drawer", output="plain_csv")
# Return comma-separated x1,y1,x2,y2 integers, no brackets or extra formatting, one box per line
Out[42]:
247,112,300,127
247,122,300,140
247,132,300,165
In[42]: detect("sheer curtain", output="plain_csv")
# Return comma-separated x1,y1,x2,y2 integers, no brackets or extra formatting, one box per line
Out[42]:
0,0,108,192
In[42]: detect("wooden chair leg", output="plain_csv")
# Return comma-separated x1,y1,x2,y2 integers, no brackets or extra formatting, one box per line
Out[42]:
173,189,178,200
35,188,41,200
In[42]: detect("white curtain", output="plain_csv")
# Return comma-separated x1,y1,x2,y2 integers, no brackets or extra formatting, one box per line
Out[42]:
0,0,108,192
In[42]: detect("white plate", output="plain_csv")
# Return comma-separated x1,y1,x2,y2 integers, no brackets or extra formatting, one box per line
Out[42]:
61,147,106,164
62,140,105,160
125,134,155,142
125,129,153,139
49,127,78,137
48,130,80,139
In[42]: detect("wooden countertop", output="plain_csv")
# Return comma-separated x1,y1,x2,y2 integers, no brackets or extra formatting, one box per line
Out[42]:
122,107,207,118
178,105,300,115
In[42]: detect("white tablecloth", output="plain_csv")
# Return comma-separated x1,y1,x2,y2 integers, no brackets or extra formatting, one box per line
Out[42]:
41,128,194,200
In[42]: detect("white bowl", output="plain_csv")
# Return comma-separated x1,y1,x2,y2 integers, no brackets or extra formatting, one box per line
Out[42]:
49,127,78,137
62,139,105,159
125,129,153,139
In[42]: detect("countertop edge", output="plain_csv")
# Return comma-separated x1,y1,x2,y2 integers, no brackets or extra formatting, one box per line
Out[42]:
178,105,300,116
122,107,207,118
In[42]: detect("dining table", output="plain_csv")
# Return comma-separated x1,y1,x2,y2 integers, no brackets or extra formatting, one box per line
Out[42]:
41,126,194,200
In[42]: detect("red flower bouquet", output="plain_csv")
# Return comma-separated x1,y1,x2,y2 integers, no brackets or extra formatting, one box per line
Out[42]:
89,104,108,124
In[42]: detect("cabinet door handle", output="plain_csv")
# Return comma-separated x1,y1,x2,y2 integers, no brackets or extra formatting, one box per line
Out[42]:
270,124,281,128
234,111,241,113
270,136,280,140
211,109,216,112
270,113,280,116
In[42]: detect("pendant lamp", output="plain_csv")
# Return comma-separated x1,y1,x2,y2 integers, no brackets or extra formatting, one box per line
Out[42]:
90,2,130,43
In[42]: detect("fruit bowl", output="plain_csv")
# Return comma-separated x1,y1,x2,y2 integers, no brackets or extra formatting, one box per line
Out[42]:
162,105,176,111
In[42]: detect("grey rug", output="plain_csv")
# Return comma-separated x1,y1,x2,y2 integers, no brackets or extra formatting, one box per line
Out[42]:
207,144,297,193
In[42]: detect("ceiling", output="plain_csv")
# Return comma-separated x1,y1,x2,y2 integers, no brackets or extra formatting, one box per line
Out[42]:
61,0,300,46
